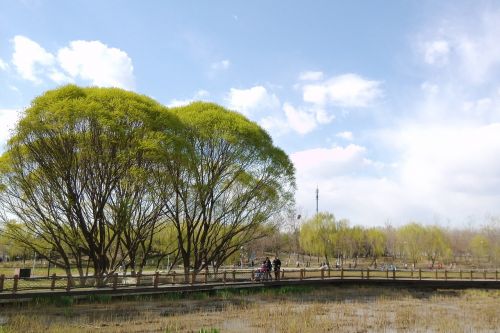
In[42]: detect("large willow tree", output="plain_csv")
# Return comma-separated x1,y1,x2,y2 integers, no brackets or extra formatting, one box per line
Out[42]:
0,87,295,280
155,102,295,275
0,85,179,280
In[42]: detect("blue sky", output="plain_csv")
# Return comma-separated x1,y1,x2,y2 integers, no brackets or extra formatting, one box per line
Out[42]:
1,0,500,227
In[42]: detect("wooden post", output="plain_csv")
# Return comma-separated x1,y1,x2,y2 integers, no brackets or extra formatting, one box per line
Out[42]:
411,270,414,279
341,268,344,280
496,270,498,281
136,273,142,287
300,269,303,280
483,270,487,280
154,272,160,288
303,269,306,279
460,270,462,280
0,274,4,292
50,273,56,290
418,269,422,280
65,275,71,292
281,269,284,280
171,271,176,285
435,269,438,279
223,271,227,284
366,268,370,280
12,275,19,293
204,271,208,284
328,268,331,278
392,269,396,280
444,270,447,281
113,273,118,290
232,270,236,282
470,270,473,281
191,272,196,285
361,269,364,280
251,270,255,281
321,269,324,280
386,269,389,279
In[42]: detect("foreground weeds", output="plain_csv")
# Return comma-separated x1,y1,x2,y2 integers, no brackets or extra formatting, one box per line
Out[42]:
0,286,499,332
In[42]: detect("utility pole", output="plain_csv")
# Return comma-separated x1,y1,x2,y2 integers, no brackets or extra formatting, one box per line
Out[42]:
315,186,319,214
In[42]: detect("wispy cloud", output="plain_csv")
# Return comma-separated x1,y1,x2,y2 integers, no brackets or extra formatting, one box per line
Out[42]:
336,131,353,141
211,59,230,71
302,73,382,108
226,85,280,116
0,58,8,71
298,71,323,81
166,89,210,107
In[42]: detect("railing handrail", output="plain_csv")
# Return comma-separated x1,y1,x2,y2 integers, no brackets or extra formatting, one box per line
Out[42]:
0,267,498,294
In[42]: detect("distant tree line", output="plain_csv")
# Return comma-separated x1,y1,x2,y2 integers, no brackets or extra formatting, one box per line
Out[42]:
249,212,500,269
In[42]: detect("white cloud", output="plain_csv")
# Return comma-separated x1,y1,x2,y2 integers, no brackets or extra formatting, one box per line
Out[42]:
392,124,500,196
57,40,134,89
259,116,290,136
11,35,56,83
211,59,230,70
0,58,8,71
423,40,450,65
166,99,194,108
196,89,210,98
420,9,500,84
226,86,280,116
10,36,135,89
336,131,353,141
302,73,382,107
292,123,500,225
298,71,323,81
261,102,335,136
48,70,73,85
0,109,22,148
167,89,211,107
420,82,439,95
292,144,368,176
291,144,398,223
282,103,317,135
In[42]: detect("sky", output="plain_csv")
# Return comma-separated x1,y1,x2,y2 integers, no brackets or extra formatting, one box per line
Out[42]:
1,0,500,227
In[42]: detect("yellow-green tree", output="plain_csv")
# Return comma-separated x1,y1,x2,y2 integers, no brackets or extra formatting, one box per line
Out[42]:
299,212,336,263
424,225,451,268
154,102,295,275
398,222,426,266
0,85,178,279
469,234,490,264
365,227,386,268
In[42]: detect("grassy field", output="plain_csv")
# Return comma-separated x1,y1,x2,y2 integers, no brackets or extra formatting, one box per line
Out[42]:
0,286,499,332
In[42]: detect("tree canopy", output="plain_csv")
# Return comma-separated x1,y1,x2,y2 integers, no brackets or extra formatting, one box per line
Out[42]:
0,85,295,280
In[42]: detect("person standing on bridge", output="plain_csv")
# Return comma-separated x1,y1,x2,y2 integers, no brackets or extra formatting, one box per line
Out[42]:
273,257,281,280
265,257,272,280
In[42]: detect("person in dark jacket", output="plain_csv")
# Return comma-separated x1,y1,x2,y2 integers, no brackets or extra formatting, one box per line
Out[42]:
272,257,281,280
265,257,272,280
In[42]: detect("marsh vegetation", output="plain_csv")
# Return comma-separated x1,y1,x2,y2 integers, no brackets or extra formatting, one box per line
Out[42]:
0,286,498,332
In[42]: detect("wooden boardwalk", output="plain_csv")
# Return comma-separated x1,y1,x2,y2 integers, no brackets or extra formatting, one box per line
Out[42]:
1,268,499,302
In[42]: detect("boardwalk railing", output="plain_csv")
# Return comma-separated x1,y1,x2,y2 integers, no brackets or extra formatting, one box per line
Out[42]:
0,268,498,294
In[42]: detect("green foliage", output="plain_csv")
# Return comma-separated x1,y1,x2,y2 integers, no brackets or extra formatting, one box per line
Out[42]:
397,223,427,265
198,329,220,333
53,295,74,307
469,234,490,261
0,86,295,283
299,212,337,260
0,85,181,278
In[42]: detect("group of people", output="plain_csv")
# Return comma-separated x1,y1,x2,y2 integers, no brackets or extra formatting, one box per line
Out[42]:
255,256,281,281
